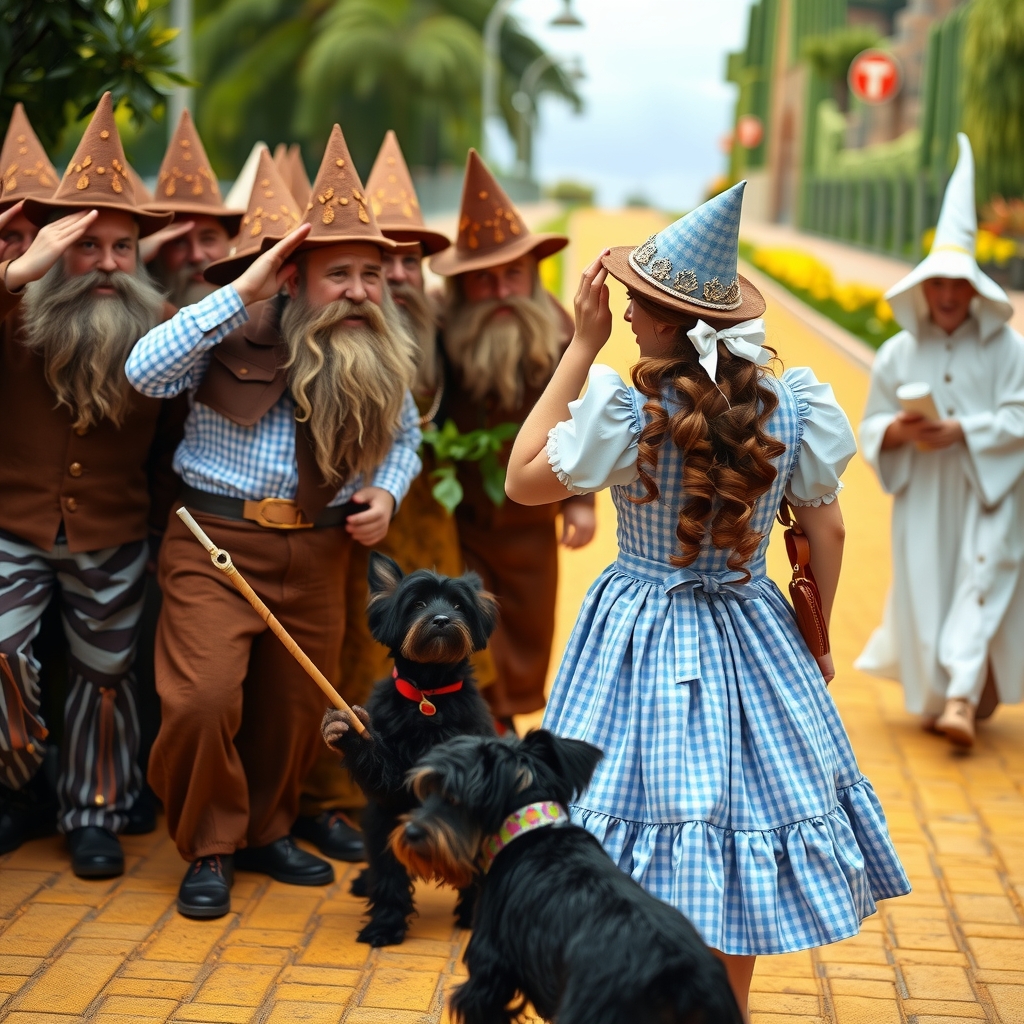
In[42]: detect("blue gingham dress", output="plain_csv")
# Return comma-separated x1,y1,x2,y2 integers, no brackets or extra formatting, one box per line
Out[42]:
542,364,910,956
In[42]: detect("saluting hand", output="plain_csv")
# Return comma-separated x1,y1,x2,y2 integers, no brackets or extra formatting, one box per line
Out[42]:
4,209,99,292
233,223,311,305
0,201,26,265
572,250,613,356
139,219,195,264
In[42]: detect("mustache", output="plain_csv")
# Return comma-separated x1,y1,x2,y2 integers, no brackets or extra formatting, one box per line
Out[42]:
46,268,145,304
305,297,390,335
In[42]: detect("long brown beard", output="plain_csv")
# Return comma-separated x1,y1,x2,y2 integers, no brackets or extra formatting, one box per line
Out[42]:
281,289,418,488
390,281,439,396
21,261,164,430
442,283,560,411
152,259,217,308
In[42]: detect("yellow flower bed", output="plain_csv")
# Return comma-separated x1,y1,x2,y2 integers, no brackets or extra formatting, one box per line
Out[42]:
749,247,893,322
922,227,1017,266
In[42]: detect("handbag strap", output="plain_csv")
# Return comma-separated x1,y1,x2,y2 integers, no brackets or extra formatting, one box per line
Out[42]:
777,498,813,582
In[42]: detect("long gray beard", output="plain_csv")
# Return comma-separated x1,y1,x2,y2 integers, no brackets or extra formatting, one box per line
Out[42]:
21,260,164,430
443,288,561,411
390,281,439,396
280,288,418,488
152,259,217,308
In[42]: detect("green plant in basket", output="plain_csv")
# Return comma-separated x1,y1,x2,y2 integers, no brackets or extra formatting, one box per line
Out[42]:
420,420,520,514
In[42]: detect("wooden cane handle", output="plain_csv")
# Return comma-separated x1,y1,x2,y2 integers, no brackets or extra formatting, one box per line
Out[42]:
174,507,370,738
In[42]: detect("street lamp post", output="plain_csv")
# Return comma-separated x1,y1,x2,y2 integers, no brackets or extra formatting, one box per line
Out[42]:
480,0,582,164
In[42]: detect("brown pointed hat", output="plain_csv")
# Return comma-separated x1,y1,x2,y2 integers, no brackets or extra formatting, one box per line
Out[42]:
146,109,243,233
259,123,398,255
22,92,171,236
429,149,566,277
0,103,60,211
286,144,312,206
124,161,154,205
366,130,449,254
204,148,305,285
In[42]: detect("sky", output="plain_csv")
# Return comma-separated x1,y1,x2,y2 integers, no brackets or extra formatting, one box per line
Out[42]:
492,0,754,210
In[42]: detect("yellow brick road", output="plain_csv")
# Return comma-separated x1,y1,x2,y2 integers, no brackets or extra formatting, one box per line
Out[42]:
2,207,1024,1023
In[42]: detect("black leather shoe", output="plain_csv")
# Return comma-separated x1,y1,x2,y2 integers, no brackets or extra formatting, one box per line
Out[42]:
292,811,366,862
122,784,158,835
235,836,334,886
67,826,124,878
0,776,57,855
177,855,234,918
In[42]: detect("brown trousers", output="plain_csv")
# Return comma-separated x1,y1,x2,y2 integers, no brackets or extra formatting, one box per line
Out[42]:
459,519,558,718
149,511,351,861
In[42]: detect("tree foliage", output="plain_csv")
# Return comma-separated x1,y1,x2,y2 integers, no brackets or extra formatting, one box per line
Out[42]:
801,26,881,112
0,0,187,150
193,0,582,178
963,0,1024,202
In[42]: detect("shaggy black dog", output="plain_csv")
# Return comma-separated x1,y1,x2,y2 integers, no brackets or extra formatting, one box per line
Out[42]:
322,552,497,947
392,731,742,1024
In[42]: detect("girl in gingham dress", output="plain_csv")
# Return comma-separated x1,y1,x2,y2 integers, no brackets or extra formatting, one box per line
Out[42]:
505,186,909,1013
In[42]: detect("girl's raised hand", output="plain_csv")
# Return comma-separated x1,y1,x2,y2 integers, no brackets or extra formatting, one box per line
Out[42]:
572,250,612,355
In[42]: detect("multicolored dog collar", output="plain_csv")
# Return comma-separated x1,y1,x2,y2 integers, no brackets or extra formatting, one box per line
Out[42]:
479,801,570,873
392,666,463,716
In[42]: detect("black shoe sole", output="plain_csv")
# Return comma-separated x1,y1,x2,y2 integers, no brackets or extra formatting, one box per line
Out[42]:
298,840,366,863
176,896,231,919
72,861,124,879
234,861,335,886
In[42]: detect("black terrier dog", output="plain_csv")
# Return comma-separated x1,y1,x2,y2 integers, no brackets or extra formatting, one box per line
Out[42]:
392,731,742,1024
322,552,497,947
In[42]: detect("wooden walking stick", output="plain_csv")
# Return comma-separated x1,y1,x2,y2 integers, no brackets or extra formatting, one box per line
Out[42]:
175,507,370,738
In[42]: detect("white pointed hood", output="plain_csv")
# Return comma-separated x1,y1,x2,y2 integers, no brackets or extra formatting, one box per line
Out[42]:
886,133,1013,341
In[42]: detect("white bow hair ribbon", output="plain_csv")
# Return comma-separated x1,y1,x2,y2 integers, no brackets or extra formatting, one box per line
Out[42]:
686,318,770,382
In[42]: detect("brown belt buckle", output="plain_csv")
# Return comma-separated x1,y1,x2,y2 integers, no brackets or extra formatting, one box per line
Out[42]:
244,497,315,530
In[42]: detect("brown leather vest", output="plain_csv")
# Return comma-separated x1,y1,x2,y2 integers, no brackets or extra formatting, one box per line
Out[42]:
193,296,336,520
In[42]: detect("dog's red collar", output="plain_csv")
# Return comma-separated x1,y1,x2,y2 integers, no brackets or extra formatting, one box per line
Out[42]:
479,801,570,873
392,666,463,716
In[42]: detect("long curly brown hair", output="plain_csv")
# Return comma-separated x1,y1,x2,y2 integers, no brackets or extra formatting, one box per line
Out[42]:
629,293,785,578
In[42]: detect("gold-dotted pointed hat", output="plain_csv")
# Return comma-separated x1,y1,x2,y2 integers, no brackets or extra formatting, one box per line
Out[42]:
146,109,243,233
286,145,312,206
0,103,60,211
204,148,304,285
22,92,171,237
429,149,566,277
259,123,398,256
124,161,154,205
366,130,449,255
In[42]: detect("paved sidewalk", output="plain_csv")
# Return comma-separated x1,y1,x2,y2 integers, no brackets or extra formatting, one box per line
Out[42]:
2,208,1024,1023
740,219,1024,336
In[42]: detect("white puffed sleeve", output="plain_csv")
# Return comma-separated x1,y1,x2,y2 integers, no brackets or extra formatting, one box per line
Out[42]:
546,364,642,494
783,366,857,506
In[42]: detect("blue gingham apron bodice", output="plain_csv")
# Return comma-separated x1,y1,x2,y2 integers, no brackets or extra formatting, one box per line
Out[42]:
543,374,909,956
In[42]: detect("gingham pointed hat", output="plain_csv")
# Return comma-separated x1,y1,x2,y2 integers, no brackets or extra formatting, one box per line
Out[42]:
603,181,764,323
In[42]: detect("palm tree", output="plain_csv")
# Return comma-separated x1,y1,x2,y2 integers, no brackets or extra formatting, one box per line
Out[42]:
963,0,1024,203
193,0,581,178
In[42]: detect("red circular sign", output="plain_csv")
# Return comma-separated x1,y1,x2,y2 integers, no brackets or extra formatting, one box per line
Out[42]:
848,49,902,105
736,114,764,150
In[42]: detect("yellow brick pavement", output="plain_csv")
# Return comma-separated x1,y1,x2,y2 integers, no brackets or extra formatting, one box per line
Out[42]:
2,207,1023,1022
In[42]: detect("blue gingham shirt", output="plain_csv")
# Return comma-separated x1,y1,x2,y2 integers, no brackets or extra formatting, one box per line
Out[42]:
125,286,421,508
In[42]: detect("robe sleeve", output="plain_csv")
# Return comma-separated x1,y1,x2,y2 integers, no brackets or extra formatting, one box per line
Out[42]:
859,334,914,496
782,367,857,506
545,364,641,494
959,328,1024,508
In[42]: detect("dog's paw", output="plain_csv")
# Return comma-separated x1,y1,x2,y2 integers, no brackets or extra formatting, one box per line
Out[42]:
349,868,369,898
321,706,372,750
357,919,407,947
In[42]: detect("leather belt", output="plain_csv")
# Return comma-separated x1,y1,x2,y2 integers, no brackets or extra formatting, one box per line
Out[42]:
180,484,367,530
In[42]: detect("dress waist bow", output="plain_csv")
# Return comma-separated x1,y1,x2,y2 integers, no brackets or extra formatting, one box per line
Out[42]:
614,550,771,683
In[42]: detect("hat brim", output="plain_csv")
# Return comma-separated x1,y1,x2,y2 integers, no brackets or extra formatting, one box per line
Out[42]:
203,248,259,286
429,232,568,277
144,202,244,236
381,226,451,255
602,246,766,325
22,197,173,238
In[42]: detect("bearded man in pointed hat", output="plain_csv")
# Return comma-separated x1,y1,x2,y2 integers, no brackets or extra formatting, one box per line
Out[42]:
141,110,243,310
429,150,595,728
0,103,60,260
857,133,1024,750
0,93,185,877
126,123,421,918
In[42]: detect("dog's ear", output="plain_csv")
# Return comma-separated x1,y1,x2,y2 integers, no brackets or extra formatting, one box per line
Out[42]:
520,730,603,802
454,572,499,650
367,552,403,601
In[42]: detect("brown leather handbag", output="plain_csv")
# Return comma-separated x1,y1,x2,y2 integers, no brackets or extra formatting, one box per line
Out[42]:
777,499,831,666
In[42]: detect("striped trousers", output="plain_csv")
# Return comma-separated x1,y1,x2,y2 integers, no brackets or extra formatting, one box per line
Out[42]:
0,528,147,832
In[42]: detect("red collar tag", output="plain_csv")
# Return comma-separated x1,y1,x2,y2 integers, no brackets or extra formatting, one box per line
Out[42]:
392,666,463,716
